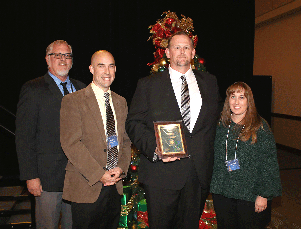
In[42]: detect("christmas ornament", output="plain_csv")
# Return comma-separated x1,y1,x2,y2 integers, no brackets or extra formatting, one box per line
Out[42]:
131,164,137,171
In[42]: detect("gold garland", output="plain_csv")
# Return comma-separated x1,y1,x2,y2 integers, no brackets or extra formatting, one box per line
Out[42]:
121,194,135,216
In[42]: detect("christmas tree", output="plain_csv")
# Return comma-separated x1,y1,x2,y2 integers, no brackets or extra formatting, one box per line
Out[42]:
119,146,148,229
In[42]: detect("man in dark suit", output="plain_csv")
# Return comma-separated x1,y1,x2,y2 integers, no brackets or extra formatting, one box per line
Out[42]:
15,40,86,229
60,50,131,229
126,32,221,229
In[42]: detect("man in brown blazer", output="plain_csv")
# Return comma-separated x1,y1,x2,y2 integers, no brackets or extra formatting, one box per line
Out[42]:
60,50,131,229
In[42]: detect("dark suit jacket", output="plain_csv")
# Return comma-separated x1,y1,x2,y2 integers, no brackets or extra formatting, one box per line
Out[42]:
15,73,86,192
126,70,220,190
60,84,132,203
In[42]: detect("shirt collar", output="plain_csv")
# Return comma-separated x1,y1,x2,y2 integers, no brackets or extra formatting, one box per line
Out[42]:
48,71,71,86
91,82,111,99
168,66,193,81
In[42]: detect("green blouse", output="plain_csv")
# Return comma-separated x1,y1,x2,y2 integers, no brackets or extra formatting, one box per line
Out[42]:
210,120,282,202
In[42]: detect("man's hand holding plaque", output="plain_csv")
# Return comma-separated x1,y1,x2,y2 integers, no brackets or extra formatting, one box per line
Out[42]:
155,146,180,162
154,121,188,161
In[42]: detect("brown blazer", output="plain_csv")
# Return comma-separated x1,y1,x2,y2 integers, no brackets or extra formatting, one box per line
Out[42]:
60,84,131,203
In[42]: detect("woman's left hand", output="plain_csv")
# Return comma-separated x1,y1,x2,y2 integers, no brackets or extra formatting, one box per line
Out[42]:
255,196,267,213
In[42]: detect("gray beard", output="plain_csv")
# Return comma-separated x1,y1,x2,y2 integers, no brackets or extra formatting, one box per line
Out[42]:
56,61,73,77
176,60,190,66
56,69,70,77
56,64,72,77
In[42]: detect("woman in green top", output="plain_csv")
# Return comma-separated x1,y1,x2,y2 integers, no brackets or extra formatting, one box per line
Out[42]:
210,82,281,229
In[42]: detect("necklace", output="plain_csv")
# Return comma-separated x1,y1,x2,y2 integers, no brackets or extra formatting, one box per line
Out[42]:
225,121,245,161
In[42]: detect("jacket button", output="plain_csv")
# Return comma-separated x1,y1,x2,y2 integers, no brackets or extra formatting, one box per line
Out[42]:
104,149,107,152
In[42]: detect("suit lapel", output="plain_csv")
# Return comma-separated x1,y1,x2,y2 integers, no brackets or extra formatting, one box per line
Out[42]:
70,79,82,91
84,84,107,144
111,92,125,161
111,92,122,135
45,74,84,100
161,71,182,120
192,70,208,134
44,73,64,101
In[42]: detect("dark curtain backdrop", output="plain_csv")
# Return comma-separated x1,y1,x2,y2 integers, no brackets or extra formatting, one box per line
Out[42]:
2,1,254,111
0,1,254,174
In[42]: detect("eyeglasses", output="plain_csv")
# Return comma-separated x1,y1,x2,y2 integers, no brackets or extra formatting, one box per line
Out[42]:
48,53,73,59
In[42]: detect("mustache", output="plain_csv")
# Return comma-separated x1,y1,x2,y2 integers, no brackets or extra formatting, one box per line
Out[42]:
58,61,69,66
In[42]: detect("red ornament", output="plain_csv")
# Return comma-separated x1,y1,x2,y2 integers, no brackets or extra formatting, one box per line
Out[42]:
154,38,162,47
199,220,210,229
151,23,162,33
164,18,175,29
198,58,205,65
172,26,181,33
201,211,216,219
154,48,165,60
137,211,149,227
193,36,198,47
131,165,137,171
157,28,165,39
164,30,172,38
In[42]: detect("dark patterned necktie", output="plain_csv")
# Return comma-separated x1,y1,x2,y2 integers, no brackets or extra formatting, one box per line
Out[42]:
60,82,69,96
180,75,190,131
104,92,118,170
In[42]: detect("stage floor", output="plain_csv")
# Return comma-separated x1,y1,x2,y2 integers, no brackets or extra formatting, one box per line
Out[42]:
0,148,300,228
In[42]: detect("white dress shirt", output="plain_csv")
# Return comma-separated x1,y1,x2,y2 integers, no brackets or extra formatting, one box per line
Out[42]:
169,66,202,133
91,82,119,147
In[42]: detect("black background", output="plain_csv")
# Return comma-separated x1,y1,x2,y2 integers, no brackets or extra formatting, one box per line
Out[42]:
0,1,256,174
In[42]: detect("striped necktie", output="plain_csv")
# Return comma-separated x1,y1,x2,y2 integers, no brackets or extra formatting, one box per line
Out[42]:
180,75,190,131
104,92,118,170
60,82,69,96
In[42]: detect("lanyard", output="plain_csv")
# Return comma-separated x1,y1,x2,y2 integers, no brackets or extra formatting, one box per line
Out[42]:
70,84,74,93
225,122,245,161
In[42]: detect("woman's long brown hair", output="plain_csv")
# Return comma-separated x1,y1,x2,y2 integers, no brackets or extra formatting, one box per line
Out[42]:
220,82,262,144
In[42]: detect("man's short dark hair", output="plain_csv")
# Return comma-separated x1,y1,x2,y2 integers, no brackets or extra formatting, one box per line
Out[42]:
167,31,194,48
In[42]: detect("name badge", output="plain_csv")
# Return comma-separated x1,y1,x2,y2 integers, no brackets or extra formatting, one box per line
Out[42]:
108,135,118,149
225,158,240,172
